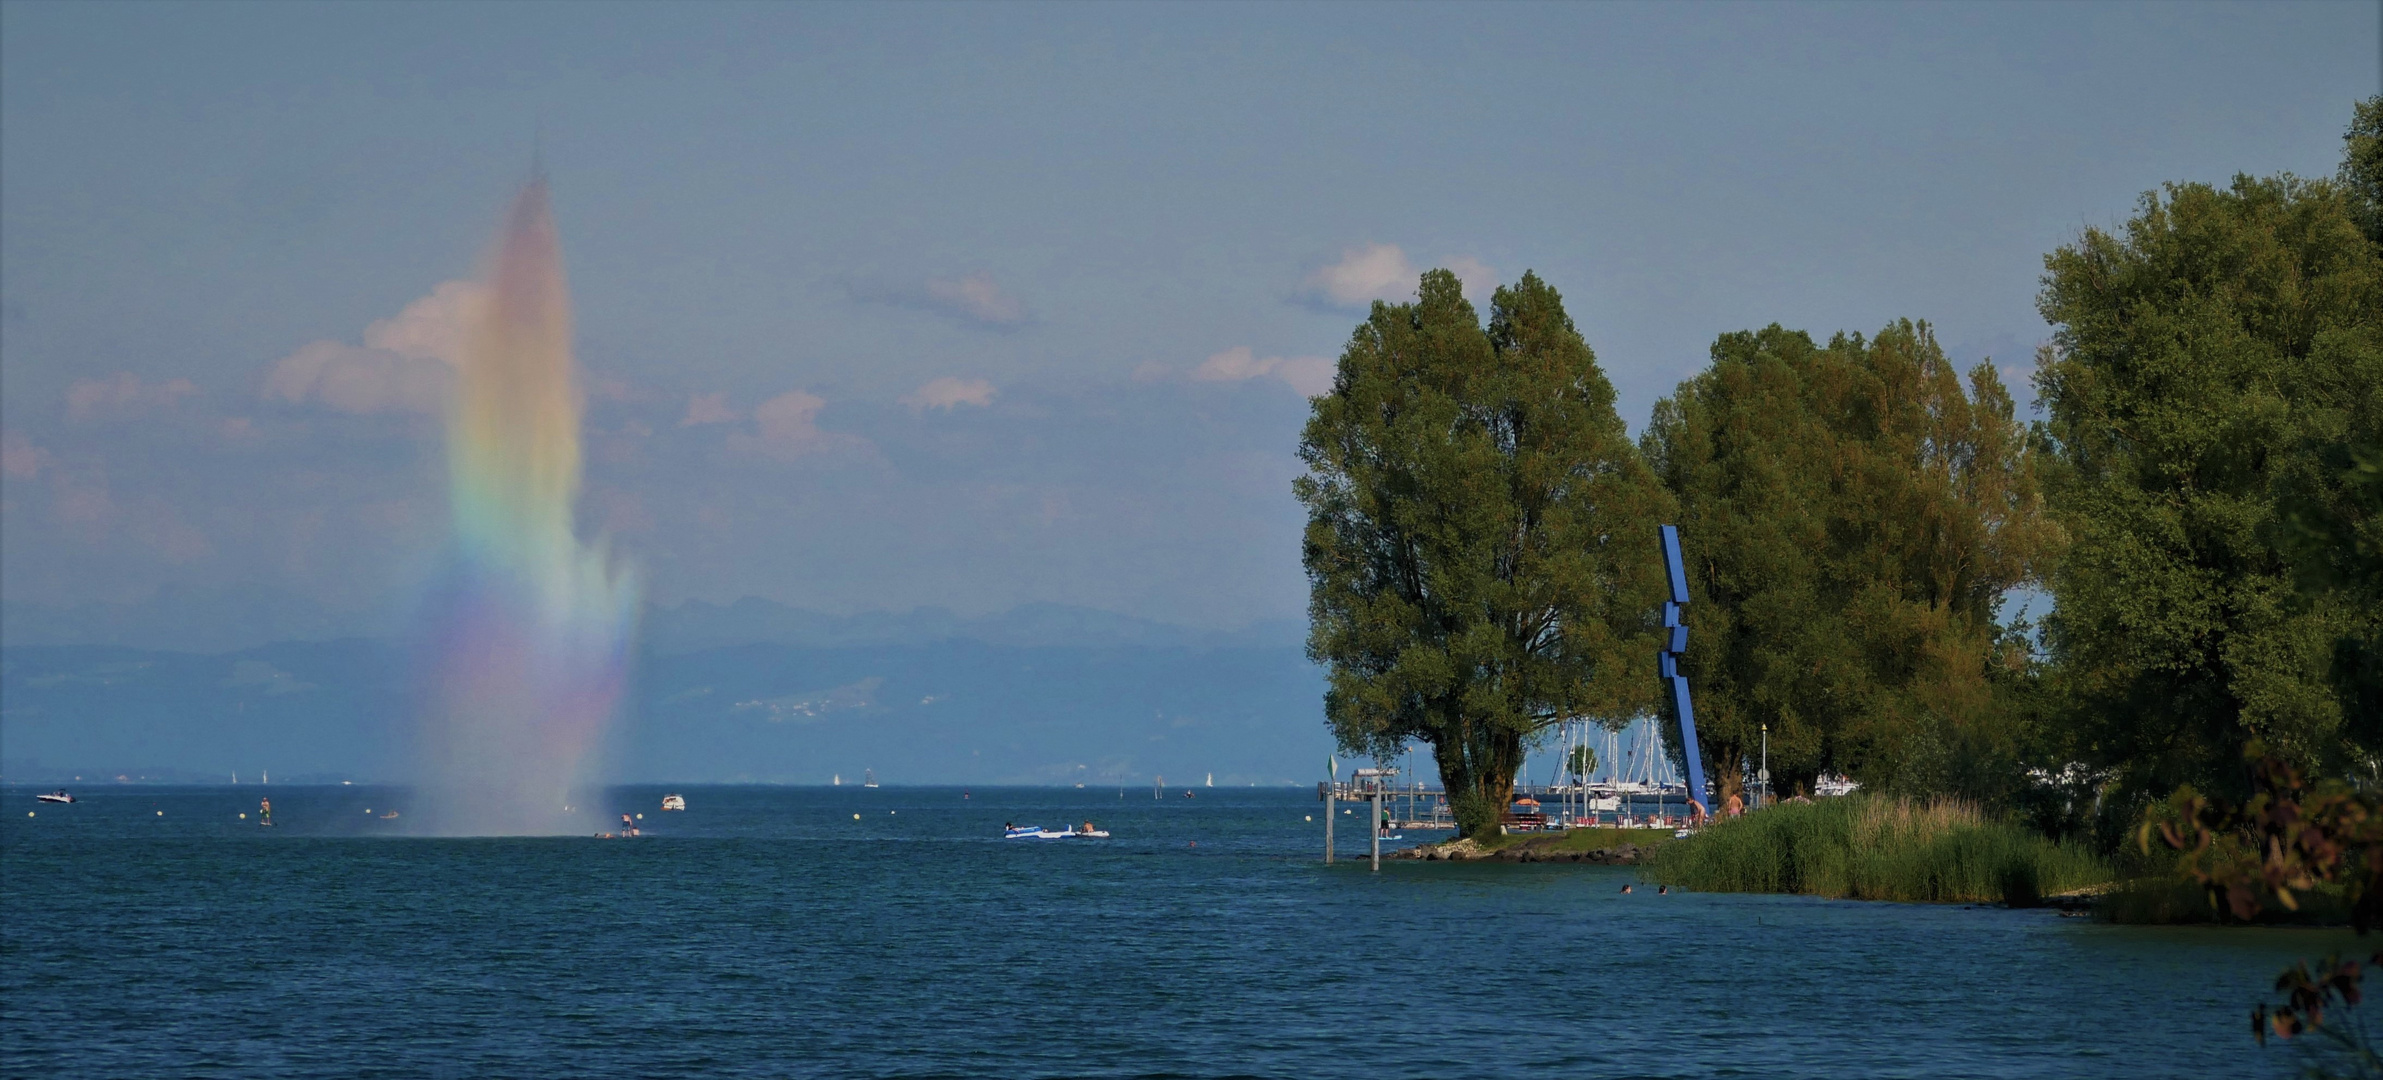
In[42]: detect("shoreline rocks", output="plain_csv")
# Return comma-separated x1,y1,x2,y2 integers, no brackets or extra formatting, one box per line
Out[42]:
1389,835,1649,864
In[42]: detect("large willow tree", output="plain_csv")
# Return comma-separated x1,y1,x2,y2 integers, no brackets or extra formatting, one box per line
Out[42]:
1297,270,1670,838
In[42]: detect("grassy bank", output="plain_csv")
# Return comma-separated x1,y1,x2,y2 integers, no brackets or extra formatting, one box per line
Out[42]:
1477,827,1676,854
1647,795,2108,905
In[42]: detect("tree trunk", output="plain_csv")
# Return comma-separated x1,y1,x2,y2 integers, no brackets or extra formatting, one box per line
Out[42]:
1708,742,1744,813
1436,721,1524,840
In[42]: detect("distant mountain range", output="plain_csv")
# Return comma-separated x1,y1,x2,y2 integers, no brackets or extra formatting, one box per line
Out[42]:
641,597,1307,653
0,598,1330,786
1,592,1307,654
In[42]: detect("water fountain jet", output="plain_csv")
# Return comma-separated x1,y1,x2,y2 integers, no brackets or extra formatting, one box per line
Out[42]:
411,179,636,836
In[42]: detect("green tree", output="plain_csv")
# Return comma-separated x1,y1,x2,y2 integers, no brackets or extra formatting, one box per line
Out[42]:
2341,96,2383,245
1298,270,1671,839
2034,128,2383,807
2278,96,2383,769
1642,321,2054,807
1567,742,1598,781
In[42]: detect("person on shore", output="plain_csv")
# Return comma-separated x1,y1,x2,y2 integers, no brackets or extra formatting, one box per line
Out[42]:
1724,791,1744,818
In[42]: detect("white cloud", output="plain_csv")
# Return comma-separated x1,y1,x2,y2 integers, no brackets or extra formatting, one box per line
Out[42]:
1300,245,1498,309
924,274,1026,326
1190,347,1270,383
260,281,483,415
262,341,450,415
1270,358,1336,397
362,280,480,364
901,377,997,412
681,392,738,426
66,373,198,422
849,272,1028,328
1,431,55,478
1303,243,1416,307
728,390,870,462
1191,347,1335,397
754,391,828,446
1442,256,1498,304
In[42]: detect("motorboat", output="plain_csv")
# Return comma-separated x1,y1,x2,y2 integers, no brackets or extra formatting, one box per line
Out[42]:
35,791,74,804
660,794,687,811
1004,823,1110,839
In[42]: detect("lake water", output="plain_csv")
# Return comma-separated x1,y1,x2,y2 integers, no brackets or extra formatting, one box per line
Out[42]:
0,785,2351,1078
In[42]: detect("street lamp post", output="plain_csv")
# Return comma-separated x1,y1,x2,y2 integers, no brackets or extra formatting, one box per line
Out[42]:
1758,723,1770,811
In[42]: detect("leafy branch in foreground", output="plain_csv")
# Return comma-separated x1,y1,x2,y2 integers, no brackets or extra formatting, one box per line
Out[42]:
2147,745,2383,1045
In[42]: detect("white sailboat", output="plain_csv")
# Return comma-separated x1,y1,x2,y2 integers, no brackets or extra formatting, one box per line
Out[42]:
862,769,879,789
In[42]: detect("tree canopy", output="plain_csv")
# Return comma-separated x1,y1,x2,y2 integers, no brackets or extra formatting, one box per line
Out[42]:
1297,270,1670,838
2033,147,2383,805
1642,321,2054,806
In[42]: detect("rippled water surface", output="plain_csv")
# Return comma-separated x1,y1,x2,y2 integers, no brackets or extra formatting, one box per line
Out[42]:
0,785,2344,1077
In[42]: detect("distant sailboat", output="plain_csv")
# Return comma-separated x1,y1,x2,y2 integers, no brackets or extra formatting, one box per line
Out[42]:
1206,773,1213,787
863,769,879,789
832,774,842,786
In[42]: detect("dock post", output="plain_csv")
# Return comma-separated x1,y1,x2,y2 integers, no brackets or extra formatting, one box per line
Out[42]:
1370,787,1382,871
1323,781,1334,864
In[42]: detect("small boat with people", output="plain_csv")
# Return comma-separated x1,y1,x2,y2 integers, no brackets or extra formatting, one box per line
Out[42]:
1002,821,1110,839
35,791,75,804
660,794,687,811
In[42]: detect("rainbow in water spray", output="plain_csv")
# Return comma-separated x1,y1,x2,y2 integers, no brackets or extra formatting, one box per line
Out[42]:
416,179,637,835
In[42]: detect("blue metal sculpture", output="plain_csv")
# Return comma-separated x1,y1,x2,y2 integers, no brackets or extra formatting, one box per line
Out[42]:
1658,525,1709,817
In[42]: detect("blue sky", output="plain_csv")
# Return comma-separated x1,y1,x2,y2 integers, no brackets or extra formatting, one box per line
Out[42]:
3,1,2377,642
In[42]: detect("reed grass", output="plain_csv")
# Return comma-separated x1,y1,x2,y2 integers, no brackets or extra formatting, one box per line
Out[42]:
1647,795,2108,905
